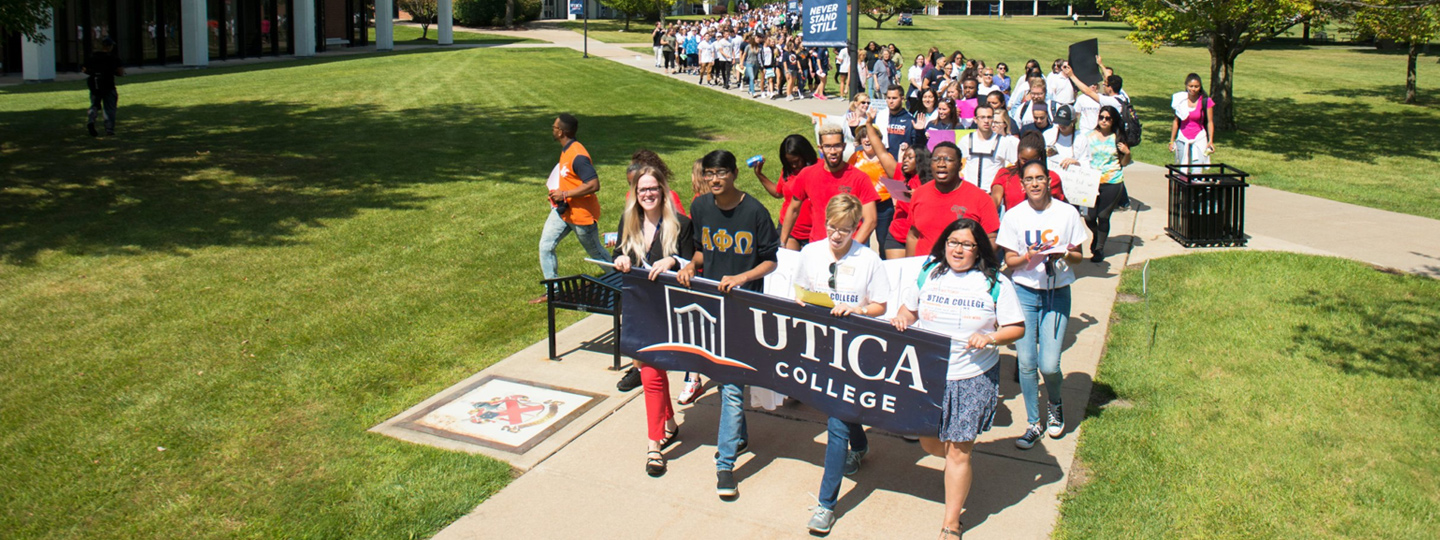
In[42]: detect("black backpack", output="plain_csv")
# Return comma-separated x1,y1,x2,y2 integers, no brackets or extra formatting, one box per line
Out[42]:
1117,96,1143,148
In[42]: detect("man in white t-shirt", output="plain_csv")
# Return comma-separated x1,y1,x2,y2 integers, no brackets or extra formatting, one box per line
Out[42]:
1045,59,1075,107
1065,62,1122,135
698,33,717,85
1012,76,1050,129
960,105,1019,192
714,31,734,89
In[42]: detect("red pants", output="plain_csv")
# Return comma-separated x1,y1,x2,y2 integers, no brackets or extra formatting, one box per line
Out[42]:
642,363,674,441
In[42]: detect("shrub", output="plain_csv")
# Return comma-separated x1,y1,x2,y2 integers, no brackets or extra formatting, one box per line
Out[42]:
454,0,542,27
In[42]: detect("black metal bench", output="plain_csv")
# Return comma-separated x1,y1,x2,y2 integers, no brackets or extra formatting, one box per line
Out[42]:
542,271,623,370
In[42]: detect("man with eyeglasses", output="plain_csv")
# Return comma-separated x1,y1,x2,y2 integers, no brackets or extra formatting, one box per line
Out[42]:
677,150,781,500
906,141,1000,257
781,124,879,248
958,104,1019,192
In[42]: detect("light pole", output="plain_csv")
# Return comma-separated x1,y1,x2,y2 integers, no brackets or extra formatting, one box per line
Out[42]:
848,0,859,99
584,0,590,58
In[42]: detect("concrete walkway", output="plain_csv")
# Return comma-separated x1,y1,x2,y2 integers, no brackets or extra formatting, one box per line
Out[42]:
409,22,1440,540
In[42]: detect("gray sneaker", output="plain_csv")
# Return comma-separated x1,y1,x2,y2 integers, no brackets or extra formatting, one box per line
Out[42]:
807,506,837,534
1016,423,1045,449
842,447,868,476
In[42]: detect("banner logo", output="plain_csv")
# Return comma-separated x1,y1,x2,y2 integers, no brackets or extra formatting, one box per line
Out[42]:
638,286,757,371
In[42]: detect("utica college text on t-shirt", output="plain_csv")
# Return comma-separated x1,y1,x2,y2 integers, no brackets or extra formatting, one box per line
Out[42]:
620,270,952,436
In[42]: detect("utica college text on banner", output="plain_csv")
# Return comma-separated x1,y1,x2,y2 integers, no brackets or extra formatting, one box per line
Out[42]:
618,270,950,436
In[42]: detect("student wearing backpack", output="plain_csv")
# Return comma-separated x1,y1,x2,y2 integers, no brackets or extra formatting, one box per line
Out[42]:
997,159,1088,450
891,218,1024,540
1072,106,1132,262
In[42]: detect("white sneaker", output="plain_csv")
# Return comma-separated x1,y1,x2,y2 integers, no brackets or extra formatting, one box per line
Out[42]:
677,378,704,404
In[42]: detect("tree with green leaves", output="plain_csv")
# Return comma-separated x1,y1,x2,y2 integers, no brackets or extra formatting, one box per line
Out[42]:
1351,2,1440,103
399,0,439,39
862,0,934,29
1,0,56,43
1101,0,1321,131
602,0,674,29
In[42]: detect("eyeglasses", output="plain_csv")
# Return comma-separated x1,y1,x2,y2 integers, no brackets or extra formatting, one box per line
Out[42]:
1098,115,1115,122
946,240,979,251
702,169,733,179
828,262,838,290
637,186,663,194
826,224,855,236
820,143,845,150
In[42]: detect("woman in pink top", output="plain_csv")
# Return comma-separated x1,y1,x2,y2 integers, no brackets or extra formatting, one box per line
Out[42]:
1169,73,1216,165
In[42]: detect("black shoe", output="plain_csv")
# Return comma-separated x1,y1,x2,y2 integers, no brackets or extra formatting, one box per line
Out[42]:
616,367,641,392
1090,251,1105,263
714,439,748,459
716,470,738,498
646,451,667,477
87,123,98,137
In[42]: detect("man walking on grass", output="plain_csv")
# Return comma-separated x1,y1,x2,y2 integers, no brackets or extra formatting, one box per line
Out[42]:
83,37,124,137
532,113,611,304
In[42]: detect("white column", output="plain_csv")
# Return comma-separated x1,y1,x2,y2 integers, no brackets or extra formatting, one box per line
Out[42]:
375,0,394,51
181,0,208,67
294,0,315,57
20,12,56,82
966,1,972,16
1033,0,1038,15
438,0,453,45
999,1,1005,17
1067,5,1073,16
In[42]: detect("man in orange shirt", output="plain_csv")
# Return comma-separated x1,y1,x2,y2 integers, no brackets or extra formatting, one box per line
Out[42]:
532,113,611,304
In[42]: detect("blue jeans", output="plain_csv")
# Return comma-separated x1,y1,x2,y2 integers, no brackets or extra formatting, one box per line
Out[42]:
817,416,868,510
746,64,758,94
714,383,749,471
538,209,611,280
1015,284,1071,425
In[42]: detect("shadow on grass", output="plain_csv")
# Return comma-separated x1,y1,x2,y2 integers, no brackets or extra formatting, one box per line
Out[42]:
0,47,496,96
1305,85,1438,109
1127,94,1440,163
1289,284,1440,381
0,99,715,265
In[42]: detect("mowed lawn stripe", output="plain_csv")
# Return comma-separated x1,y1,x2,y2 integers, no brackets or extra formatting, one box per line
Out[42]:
0,46,808,538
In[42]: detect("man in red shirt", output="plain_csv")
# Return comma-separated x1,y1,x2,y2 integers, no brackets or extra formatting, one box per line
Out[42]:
780,124,879,246
906,141,999,256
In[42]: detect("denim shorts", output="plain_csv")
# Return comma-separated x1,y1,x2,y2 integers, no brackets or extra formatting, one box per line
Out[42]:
937,363,1001,443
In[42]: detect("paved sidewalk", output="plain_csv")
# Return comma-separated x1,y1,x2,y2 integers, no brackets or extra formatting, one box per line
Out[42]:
418,21,1440,540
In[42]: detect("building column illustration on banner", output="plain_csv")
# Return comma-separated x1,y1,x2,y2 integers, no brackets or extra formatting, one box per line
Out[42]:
638,286,757,371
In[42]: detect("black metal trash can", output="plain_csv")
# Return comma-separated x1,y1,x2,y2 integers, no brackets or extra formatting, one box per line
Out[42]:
1165,164,1249,247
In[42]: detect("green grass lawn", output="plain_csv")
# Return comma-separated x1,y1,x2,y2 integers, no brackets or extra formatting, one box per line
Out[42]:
0,47,806,538
1056,252,1440,538
578,15,1440,220
374,24,538,44
553,19,660,44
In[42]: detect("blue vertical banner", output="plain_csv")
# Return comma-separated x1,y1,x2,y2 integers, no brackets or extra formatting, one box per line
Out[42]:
801,0,847,48
569,0,583,15
788,0,801,13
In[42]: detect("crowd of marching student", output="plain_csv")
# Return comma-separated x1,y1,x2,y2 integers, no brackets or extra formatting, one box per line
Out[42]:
544,9,1220,537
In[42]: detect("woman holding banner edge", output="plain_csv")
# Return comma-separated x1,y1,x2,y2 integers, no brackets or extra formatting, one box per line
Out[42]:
892,218,1024,540
793,194,890,534
611,164,695,477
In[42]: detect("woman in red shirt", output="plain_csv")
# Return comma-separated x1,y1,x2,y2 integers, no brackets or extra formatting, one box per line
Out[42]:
991,131,1065,212
752,134,819,250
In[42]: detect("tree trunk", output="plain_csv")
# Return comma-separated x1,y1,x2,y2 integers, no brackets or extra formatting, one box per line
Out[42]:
624,14,632,31
421,23,430,40
1302,22,1310,44
1209,40,1238,131
505,0,514,27
1407,41,1418,104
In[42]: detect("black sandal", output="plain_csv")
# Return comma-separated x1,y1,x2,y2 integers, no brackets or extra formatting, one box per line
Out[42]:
645,451,667,477
659,424,680,450
940,522,963,538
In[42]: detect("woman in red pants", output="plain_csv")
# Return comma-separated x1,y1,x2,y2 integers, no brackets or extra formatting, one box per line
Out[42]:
611,164,695,476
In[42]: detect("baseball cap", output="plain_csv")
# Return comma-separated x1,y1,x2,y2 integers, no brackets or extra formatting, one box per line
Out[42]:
1053,104,1074,126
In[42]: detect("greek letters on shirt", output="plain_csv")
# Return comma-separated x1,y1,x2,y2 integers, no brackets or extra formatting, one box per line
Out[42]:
700,226,755,255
